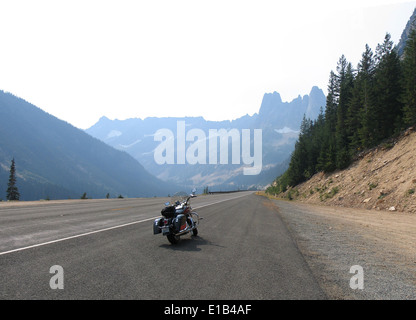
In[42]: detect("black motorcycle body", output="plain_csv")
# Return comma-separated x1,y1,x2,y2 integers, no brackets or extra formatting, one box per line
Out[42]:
153,191,200,244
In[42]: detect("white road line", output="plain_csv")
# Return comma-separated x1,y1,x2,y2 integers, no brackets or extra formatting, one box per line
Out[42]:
0,192,251,256
0,217,158,256
194,192,249,210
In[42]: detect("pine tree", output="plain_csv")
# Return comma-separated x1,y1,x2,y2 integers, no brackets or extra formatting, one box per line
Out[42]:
346,78,363,153
6,158,20,201
402,29,416,126
357,44,377,147
374,33,403,138
335,58,355,168
318,70,338,172
309,109,326,174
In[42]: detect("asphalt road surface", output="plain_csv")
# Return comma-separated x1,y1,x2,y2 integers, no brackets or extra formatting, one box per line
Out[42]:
0,192,326,299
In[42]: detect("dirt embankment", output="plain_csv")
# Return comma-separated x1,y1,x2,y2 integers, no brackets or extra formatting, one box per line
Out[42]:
275,127,416,214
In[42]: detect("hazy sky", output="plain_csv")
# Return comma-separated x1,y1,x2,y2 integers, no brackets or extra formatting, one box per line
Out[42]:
1,0,415,129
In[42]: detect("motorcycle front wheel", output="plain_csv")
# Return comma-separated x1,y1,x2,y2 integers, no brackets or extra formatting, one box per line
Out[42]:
167,234,180,244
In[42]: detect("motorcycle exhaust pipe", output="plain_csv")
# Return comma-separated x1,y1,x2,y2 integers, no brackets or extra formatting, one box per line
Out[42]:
174,226,194,236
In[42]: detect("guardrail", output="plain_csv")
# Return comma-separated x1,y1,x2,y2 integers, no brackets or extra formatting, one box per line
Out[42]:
208,190,247,194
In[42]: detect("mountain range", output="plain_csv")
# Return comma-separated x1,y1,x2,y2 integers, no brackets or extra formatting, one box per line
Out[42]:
0,86,325,201
0,90,177,201
2,6,415,201
86,86,326,191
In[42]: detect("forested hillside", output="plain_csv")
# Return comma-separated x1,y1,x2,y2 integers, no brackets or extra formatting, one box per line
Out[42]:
267,29,416,195
0,91,177,200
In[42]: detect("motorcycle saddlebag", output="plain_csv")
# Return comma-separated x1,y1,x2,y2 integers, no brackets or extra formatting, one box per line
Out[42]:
173,214,187,233
161,205,176,218
153,218,163,234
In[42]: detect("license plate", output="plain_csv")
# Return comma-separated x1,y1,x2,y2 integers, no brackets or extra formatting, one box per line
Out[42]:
162,227,170,235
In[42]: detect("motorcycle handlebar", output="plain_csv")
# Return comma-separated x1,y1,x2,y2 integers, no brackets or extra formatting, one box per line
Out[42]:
169,193,195,207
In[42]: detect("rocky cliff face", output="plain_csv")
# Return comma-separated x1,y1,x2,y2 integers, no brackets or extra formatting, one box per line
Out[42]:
396,7,416,57
256,86,325,130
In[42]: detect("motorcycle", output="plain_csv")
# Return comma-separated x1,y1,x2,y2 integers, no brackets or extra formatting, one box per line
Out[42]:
153,190,201,244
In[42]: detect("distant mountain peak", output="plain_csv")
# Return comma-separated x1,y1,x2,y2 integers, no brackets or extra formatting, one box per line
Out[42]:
310,85,321,94
258,92,282,116
98,116,111,122
258,86,325,129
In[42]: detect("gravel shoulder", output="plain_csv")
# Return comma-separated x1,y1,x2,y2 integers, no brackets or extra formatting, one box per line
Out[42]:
268,198,416,299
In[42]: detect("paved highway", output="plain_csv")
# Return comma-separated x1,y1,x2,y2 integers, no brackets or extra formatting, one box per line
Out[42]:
0,192,326,299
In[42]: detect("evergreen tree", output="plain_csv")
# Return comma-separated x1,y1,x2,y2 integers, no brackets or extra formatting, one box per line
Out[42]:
317,71,338,172
346,77,364,153
357,44,377,147
335,58,355,168
309,109,326,174
6,158,20,201
374,33,403,138
284,116,315,186
402,29,416,126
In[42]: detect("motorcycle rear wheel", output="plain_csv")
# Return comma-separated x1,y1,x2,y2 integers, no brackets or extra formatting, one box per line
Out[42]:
167,234,180,244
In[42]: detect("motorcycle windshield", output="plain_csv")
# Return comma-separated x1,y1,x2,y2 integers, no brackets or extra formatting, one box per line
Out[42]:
170,191,190,206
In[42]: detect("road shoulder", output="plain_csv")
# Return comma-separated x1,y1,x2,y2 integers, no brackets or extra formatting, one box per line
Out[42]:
267,198,416,299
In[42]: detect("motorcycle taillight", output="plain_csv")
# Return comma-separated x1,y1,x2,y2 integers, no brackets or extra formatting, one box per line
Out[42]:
164,220,168,225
